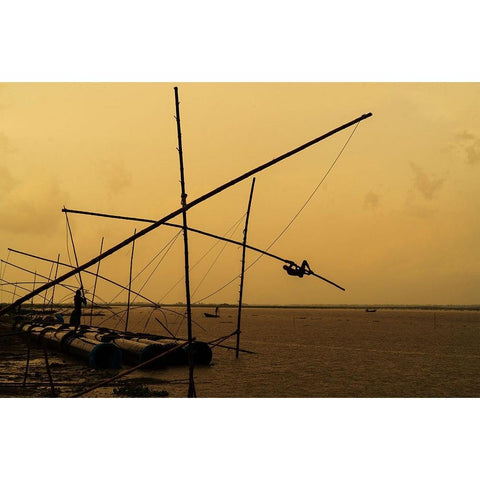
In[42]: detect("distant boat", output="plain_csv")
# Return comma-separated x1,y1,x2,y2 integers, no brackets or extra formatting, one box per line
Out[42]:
366,308,377,313
204,306,220,318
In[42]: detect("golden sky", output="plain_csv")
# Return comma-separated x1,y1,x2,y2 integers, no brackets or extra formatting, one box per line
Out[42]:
0,83,479,305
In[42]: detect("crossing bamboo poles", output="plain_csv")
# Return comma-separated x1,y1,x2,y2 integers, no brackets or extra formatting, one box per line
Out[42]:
31,271,36,307
174,86,196,398
0,111,372,318
64,209,84,294
42,262,54,312
50,254,60,308
236,178,256,358
61,207,345,291
89,239,104,325
125,230,136,333
6,248,181,316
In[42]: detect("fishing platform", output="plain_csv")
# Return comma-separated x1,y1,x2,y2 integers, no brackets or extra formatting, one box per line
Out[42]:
0,87,372,397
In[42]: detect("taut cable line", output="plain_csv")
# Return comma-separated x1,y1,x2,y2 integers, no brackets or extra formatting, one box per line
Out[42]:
193,122,362,303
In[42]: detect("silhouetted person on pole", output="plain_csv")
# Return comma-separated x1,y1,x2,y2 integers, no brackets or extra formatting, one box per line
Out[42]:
283,260,312,278
70,289,86,333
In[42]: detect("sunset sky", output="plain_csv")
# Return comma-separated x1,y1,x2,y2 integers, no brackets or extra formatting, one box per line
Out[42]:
0,83,479,306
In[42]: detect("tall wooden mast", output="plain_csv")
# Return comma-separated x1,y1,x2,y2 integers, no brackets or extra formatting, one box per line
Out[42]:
125,230,136,333
89,238,104,325
174,86,196,398
236,178,256,358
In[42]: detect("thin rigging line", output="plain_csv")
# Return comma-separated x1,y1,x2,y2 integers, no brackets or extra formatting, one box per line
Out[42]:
130,231,182,303
191,219,243,298
194,123,360,303
107,230,181,305
263,122,360,254
158,213,246,303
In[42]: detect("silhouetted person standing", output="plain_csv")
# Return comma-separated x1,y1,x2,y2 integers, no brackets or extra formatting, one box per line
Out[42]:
283,260,312,278
70,289,86,333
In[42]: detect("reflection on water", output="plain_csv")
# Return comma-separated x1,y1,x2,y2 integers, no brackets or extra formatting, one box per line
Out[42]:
91,307,480,397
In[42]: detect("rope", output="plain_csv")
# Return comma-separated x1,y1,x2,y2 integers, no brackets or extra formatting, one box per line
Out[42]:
0,250,11,305
159,213,246,303
130,231,181,303
132,231,181,283
261,122,360,254
194,123,360,303
107,230,181,305
191,219,243,298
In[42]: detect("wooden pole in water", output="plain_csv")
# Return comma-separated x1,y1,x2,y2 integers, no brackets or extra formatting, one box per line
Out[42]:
174,86,196,398
0,112,371,318
32,271,36,306
236,178,256,358
50,254,60,308
64,209,84,294
42,262,54,313
42,346,56,396
125,231,136,333
89,238,104,326
71,340,189,398
23,338,30,387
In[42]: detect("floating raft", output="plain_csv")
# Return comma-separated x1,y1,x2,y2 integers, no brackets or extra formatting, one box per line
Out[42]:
13,315,212,369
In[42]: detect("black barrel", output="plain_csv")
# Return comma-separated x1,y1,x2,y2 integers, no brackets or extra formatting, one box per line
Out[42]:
64,335,122,369
110,337,164,367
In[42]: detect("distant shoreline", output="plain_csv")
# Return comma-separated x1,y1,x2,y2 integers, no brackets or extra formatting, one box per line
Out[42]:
192,304,480,311
3,303,479,312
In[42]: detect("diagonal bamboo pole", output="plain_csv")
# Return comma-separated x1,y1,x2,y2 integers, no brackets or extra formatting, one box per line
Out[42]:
89,238,104,325
125,230,136,333
236,178,256,358
0,111,372,318
61,208,344,290
71,340,189,398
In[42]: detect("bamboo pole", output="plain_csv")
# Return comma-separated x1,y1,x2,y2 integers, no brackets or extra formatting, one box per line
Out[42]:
2,259,77,295
125,230,136,333
0,258,122,319
64,209,84,293
89,238,104,325
0,278,53,305
71,340,189,398
23,339,30,387
61,208,344,290
236,178,256,358
31,271,36,306
42,346,56,396
6,248,187,319
210,343,257,355
174,86,196,398
43,262,54,313
0,111,372,318
50,254,60,308
62,208,290,262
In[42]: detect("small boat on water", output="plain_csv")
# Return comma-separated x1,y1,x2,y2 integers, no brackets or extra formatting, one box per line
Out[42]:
366,308,377,313
204,306,220,318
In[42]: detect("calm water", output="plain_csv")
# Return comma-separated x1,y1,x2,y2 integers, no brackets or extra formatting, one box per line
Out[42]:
90,306,480,397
